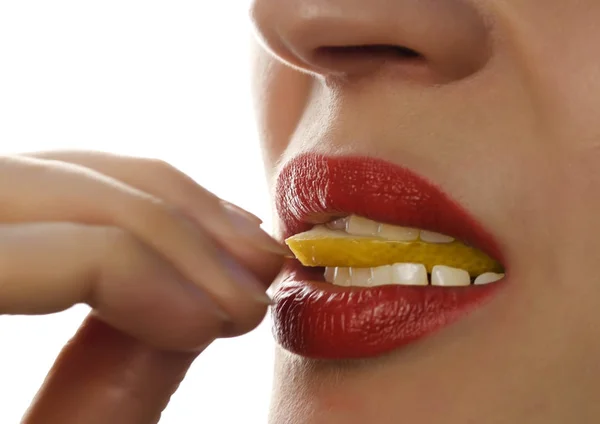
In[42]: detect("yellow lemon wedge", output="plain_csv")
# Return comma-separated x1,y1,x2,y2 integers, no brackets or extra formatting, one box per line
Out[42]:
286,226,502,276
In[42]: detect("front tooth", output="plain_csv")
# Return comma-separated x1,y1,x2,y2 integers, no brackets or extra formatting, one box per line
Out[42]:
326,217,348,231
324,267,335,283
420,230,455,243
345,215,380,237
391,263,428,286
431,265,470,287
474,272,505,285
378,224,419,241
350,267,373,287
371,265,393,286
333,267,351,287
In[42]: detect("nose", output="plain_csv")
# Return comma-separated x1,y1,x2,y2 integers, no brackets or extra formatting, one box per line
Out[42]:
250,0,491,82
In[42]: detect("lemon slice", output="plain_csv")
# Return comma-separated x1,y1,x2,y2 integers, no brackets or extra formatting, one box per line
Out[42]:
286,227,502,276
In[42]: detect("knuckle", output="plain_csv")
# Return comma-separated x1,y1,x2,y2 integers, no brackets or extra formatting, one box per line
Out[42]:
142,157,182,183
138,157,216,207
97,226,146,270
101,226,136,251
124,194,179,236
98,225,169,273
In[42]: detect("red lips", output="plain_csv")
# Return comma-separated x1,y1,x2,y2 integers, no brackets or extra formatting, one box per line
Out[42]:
272,153,505,359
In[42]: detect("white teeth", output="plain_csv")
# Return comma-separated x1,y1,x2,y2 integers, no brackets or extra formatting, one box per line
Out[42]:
319,216,501,288
333,267,352,286
324,215,456,244
378,223,419,241
391,263,428,286
324,267,335,283
326,217,348,231
350,268,373,286
370,265,393,286
345,215,380,237
325,265,503,288
431,265,471,287
420,230,455,243
474,272,505,285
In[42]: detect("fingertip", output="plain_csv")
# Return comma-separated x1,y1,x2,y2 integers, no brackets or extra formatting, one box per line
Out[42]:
94,252,272,351
219,200,263,225
220,239,286,283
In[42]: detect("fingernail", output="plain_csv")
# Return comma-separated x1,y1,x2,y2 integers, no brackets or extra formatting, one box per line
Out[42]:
221,202,290,256
220,253,273,305
220,200,263,225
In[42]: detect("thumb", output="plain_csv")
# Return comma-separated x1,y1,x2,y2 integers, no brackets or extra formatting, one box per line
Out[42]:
23,316,200,424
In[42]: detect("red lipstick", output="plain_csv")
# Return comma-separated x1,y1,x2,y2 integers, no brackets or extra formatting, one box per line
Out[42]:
272,153,505,359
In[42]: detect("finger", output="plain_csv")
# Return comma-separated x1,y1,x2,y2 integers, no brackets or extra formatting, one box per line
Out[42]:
3,153,285,423
0,156,278,325
0,222,279,348
22,150,289,264
23,316,199,424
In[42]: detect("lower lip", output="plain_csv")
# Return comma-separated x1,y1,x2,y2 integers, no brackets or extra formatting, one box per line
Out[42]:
272,262,504,359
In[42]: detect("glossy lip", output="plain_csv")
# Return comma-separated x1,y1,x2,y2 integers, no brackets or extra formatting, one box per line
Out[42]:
271,153,507,359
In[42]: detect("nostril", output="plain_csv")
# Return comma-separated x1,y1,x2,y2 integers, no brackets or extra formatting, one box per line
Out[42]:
311,44,426,77
316,44,422,61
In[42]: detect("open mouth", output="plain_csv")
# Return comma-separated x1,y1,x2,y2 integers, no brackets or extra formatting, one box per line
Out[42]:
287,215,504,287
272,153,507,360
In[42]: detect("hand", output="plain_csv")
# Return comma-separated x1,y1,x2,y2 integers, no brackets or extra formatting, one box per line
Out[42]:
0,151,286,424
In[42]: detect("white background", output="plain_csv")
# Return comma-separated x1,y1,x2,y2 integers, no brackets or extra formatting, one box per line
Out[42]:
0,2,276,423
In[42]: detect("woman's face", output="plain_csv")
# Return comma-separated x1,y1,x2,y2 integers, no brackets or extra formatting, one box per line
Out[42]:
250,1,600,423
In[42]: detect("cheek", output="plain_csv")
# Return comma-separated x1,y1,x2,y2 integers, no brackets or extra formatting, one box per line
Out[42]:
251,42,313,170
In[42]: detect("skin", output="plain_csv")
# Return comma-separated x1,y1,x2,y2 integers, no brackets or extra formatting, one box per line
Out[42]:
7,1,600,423
2,152,287,423
250,0,600,423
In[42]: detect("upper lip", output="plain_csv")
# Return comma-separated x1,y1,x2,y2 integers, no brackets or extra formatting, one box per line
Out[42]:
275,152,504,264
